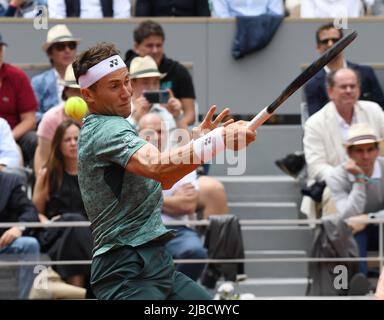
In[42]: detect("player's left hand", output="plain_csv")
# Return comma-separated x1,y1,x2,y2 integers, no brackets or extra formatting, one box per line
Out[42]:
192,105,234,139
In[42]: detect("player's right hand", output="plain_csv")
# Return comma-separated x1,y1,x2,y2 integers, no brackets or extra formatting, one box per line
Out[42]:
223,121,256,151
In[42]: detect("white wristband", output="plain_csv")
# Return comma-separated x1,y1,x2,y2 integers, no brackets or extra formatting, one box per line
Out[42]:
192,127,225,162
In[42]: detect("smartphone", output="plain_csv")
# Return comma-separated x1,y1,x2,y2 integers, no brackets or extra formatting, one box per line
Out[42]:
143,90,170,104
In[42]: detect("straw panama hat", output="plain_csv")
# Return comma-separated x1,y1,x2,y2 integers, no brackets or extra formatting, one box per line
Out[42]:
344,123,383,148
129,56,166,79
59,64,80,89
42,24,81,52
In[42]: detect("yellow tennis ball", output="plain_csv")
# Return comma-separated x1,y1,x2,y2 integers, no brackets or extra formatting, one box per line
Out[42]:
64,97,88,121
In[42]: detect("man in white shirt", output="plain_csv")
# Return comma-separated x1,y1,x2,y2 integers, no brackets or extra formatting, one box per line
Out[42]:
300,0,373,18
0,117,22,169
302,67,384,217
304,68,384,183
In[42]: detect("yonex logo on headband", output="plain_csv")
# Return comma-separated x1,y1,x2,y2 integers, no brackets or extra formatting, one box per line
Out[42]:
78,55,126,88
109,59,118,68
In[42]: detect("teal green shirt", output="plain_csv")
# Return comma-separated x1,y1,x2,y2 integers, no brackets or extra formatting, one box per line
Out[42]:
78,114,169,257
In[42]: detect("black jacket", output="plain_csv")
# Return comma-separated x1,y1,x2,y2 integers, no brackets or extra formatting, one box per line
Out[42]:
64,0,113,17
201,215,245,289
0,171,39,236
304,61,384,116
135,0,210,17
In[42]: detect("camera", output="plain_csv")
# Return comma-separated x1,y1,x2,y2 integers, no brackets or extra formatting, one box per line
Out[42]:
143,90,170,104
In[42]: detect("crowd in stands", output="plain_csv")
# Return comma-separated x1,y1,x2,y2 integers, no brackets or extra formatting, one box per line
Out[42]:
1,1,384,18
1,1,384,299
274,22,384,292
0,19,233,299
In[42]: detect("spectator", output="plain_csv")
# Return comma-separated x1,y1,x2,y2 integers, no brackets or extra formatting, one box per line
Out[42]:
31,24,80,123
34,64,82,173
0,170,40,299
130,55,230,218
1,0,47,17
371,0,384,15
326,123,384,275
135,0,210,16
138,113,208,281
128,55,187,148
304,23,384,116
302,68,384,218
0,33,38,168
0,117,22,169
48,0,130,18
32,119,92,290
211,0,284,17
125,20,196,126
300,0,372,17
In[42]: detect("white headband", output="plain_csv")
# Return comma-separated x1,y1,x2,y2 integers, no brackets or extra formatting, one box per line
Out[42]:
78,55,126,88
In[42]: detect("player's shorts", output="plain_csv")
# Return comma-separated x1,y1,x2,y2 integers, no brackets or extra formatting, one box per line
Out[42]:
90,240,212,300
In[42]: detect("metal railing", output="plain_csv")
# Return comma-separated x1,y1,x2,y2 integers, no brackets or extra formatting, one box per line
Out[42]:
0,218,383,270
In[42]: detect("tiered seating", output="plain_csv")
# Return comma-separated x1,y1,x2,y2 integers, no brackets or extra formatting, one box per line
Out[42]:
210,125,314,296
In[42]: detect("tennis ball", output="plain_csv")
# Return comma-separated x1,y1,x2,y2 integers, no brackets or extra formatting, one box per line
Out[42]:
64,96,88,121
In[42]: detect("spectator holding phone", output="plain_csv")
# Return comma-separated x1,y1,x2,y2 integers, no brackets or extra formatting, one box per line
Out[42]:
128,56,187,148
125,21,196,126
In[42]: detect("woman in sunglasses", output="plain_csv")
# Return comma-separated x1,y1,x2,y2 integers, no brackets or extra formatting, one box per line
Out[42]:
31,24,81,123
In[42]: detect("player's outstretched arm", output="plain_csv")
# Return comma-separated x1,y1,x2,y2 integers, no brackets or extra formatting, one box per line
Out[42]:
126,107,255,189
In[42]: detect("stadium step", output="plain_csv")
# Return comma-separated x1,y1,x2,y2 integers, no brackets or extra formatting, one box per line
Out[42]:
229,201,299,219
241,226,314,251
243,250,308,278
0,267,19,299
215,175,301,203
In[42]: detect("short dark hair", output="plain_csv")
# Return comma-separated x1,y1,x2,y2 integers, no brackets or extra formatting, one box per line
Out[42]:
326,67,361,88
315,23,343,44
72,42,120,84
134,20,165,44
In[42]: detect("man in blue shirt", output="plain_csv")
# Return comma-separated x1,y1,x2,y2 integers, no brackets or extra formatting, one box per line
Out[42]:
211,0,284,17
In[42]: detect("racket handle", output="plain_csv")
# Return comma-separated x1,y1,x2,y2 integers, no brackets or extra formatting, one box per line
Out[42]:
248,107,272,131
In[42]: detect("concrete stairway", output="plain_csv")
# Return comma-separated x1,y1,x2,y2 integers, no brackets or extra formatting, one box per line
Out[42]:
210,174,313,297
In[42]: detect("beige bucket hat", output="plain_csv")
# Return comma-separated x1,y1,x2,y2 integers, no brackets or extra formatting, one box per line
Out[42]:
129,55,166,79
344,123,383,148
42,24,81,52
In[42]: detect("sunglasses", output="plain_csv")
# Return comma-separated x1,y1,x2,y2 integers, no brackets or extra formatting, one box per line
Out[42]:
318,37,341,45
52,42,77,52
